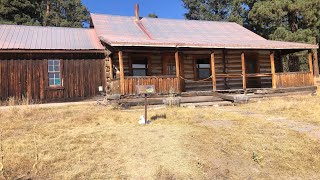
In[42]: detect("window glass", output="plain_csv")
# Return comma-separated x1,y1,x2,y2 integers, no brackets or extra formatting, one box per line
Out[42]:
48,60,62,86
132,64,146,68
167,58,176,75
133,69,147,76
199,69,211,79
196,58,211,79
199,64,210,68
132,58,148,76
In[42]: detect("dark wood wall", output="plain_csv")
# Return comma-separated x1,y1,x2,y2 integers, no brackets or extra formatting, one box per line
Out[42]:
0,52,106,102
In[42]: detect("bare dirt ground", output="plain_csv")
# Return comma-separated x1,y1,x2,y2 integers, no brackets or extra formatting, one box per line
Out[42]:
0,94,319,179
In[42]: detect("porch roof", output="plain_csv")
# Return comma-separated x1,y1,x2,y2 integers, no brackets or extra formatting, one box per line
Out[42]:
91,13,318,50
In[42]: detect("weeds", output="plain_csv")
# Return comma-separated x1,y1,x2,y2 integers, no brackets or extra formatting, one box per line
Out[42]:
4,96,32,106
252,151,264,164
0,129,4,179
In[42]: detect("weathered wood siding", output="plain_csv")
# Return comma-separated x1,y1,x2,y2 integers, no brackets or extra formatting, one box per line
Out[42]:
123,76,179,95
0,53,105,102
275,72,314,88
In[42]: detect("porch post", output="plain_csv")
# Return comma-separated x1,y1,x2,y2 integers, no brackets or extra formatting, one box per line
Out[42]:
118,50,125,95
241,52,246,90
109,57,113,80
312,49,319,77
270,51,276,89
210,52,217,91
175,50,181,92
308,50,314,74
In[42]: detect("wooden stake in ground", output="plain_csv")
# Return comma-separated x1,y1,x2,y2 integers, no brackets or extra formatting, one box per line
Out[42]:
144,94,147,124
136,85,155,124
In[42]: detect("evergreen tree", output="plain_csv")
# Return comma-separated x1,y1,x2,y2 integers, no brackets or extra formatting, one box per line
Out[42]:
43,0,90,27
0,0,42,25
249,0,319,44
182,0,232,21
0,0,89,27
148,13,158,18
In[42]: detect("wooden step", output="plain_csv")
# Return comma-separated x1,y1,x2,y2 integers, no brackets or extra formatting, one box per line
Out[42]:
185,81,212,86
181,91,214,97
181,101,233,107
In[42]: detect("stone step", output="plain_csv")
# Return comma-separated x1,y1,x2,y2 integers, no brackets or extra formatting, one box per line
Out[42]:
181,101,233,107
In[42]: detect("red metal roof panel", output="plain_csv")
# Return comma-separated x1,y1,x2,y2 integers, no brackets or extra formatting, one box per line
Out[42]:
91,13,318,50
0,24,104,50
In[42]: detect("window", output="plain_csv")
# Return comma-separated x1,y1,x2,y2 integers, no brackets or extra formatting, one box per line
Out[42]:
166,58,176,75
48,60,62,86
196,58,211,79
132,58,148,76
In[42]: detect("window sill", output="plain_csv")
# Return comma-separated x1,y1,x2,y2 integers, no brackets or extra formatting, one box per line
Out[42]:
46,86,65,90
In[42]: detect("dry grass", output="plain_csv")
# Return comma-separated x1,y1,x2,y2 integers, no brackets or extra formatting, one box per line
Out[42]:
241,93,320,125
0,96,319,179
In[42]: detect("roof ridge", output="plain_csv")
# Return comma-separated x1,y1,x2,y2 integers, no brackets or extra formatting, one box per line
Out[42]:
91,13,238,24
134,20,153,40
0,24,93,30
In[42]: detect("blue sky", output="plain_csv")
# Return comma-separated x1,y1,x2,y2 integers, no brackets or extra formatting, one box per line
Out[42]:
82,0,187,19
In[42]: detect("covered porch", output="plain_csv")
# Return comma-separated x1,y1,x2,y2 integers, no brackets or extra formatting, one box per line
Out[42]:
107,47,318,96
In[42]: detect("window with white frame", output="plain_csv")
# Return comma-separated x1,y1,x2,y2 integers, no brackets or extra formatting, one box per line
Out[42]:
48,60,62,86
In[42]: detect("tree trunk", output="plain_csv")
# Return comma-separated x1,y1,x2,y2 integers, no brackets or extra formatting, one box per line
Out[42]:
44,0,50,26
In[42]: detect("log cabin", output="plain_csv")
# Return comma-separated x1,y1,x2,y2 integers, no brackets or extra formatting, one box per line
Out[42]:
0,25,106,102
91,5,319,98
0,4,319,103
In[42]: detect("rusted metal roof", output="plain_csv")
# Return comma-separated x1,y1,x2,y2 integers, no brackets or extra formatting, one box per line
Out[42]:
91,13,318,50
0,24,104,50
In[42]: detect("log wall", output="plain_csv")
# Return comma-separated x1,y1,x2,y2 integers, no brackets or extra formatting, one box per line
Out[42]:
0,53,105,102
110,49,274,94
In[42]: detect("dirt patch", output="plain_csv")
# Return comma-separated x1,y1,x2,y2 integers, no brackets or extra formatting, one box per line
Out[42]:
267,117,320,141
198,120,234,128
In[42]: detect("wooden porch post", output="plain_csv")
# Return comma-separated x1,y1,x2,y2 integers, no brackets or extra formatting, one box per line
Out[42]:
270,51,276,89
308,50,314,75
109,57,113,80
211,52,217,91
175,50,181,92
241,52,246,90
312,49,319,77
118,50,125,95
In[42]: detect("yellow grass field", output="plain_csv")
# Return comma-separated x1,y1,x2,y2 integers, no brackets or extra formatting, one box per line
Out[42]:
0,94,320,179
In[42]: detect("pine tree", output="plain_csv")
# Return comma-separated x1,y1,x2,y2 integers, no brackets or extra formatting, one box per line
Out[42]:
0,0,42,25
0,0,90,28
249,0,319,44
148,13,158,18
182,0,232,21
43,0,90,27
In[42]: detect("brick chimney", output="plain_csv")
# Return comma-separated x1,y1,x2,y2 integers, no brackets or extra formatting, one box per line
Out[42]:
135,4,140,21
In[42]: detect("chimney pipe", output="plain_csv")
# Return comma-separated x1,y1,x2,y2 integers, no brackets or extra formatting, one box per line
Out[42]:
135,4,140,21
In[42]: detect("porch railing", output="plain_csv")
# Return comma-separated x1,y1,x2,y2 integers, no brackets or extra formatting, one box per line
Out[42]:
123,76,179,95
275,72,314,88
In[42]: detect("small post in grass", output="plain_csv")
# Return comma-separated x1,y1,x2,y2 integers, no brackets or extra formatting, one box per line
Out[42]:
136,85,156,124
